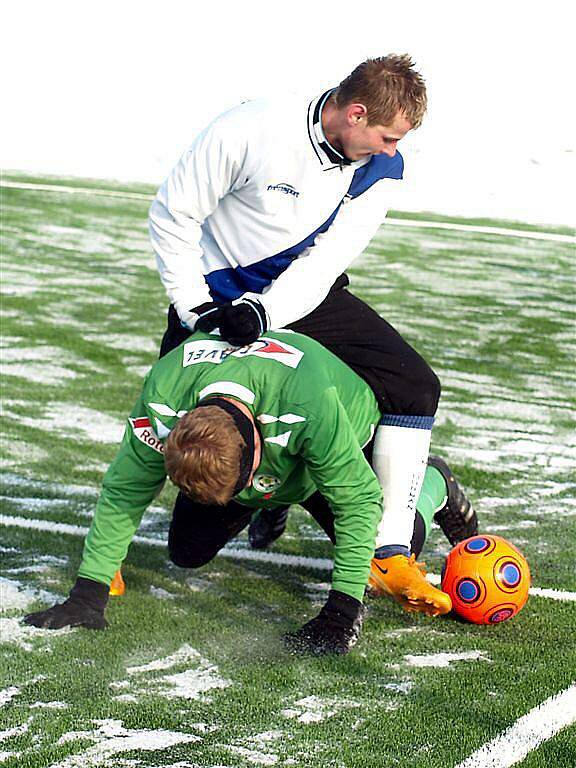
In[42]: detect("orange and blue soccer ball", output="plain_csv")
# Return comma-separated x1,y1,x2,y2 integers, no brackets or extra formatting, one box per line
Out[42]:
441,535,531,624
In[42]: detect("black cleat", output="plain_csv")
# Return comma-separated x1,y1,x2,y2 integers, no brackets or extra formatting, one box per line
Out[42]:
248,507,289,549
428,456,478,545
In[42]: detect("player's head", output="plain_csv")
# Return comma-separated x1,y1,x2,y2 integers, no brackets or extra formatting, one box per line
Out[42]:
165,398,258,505
326,54,426,161
335,54,427,129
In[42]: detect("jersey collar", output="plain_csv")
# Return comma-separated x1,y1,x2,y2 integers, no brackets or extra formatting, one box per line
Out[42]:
307,89,368,171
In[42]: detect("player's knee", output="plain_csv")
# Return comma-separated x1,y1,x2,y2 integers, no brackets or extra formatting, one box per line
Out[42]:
401,362,441,416
168,546,213,569
415,365,441,415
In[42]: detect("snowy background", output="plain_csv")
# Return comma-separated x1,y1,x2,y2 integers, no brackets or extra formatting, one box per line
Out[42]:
2,0,575,226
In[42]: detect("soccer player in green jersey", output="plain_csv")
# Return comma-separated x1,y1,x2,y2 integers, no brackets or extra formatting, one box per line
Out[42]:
25,330,476,654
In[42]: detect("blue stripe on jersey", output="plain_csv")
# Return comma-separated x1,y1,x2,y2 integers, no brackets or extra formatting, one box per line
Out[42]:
205,152,404,302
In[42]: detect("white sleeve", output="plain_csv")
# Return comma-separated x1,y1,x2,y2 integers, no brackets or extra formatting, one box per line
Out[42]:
149,119,245,326
245,178,399,329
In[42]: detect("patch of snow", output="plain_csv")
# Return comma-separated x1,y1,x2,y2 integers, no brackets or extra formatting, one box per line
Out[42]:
384,681,414,695
0,577,58,613
225,745,278,766
404,651,489,668
281,695,358,724
0,718,32,741
0,688,20,708
50,718,200,768
126,644,201,675
8,403,124,445
0,618,70,651
149,586,176,600
120,644,231,703
30,700,68,709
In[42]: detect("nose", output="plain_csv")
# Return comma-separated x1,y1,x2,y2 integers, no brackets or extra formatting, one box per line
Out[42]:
381,144,397,157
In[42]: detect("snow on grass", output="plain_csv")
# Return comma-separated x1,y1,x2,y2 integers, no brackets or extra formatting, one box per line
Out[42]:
0,718,32,741
149,585,176,600
224,744,279,766
404,650,489,668
0,577,58,612
8,403,124,444
0,618,71,652
115,644,231,703
0,687,20,708
281,695,359,724
50,718,200,768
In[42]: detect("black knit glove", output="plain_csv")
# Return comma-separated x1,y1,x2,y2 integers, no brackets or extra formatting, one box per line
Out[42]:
284,590,366,655
195,298,268,346
23,577,109,630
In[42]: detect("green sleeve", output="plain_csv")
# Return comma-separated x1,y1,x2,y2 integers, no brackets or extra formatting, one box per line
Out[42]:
77,395,167,585
295,388,382,601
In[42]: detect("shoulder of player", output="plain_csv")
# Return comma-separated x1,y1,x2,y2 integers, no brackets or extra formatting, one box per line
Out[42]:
208,92,306,146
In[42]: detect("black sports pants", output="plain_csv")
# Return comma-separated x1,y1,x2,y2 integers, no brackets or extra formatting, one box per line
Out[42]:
168,441,426,569
159,274,440,416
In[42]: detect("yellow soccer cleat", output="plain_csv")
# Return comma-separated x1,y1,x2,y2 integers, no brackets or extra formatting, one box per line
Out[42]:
369,554,452,617
109,570,126,597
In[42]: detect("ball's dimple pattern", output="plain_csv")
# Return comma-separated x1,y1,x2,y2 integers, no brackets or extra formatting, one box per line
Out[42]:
489,607,515,623
499,562,521,588
457,579,480,603
465,537,490,553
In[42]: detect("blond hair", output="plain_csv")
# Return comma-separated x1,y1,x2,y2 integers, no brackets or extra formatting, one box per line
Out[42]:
165,407,245,505
333,54,427,128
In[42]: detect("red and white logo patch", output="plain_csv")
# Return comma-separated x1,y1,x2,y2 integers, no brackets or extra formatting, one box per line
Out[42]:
129,417,164,454
235,338,304,369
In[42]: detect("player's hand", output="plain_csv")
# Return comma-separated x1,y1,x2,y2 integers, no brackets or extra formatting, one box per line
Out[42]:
284,590,365,655
195,298,268,346
23,577,109,630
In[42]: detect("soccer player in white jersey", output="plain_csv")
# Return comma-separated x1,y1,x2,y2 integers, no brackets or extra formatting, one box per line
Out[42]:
148,55,443,597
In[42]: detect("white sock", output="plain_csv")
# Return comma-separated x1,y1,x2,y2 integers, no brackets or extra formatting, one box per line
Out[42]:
372,415,434,552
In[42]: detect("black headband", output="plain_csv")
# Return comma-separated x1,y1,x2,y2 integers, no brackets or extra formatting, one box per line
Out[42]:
195,397,255,495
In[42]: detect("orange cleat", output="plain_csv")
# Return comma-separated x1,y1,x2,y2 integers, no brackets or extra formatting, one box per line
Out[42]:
369,554,452,617
109,570,126,596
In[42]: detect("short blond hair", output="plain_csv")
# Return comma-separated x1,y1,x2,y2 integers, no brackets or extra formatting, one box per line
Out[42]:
333,54,427,129
165,408,245,505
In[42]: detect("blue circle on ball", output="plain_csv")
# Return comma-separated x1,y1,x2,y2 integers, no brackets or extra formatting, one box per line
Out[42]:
466,537,490,552
501,563,521,587
457,579,479,602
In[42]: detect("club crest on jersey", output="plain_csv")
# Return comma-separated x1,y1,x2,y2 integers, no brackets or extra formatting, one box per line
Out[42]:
183,337,304,369
129,417,164,454
252,474,283,494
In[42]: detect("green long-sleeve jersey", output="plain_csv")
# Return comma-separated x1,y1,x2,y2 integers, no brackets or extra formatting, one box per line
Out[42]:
78,330,382,600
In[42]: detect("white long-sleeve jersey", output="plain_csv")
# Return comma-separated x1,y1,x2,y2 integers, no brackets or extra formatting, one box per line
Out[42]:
149,90,404,330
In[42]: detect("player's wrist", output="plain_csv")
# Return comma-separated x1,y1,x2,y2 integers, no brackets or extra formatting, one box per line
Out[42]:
69,577,110,612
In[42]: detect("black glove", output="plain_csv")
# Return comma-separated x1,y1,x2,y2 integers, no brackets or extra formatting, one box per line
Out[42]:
23,577,109,630
284,590,366,655
195,298,268,347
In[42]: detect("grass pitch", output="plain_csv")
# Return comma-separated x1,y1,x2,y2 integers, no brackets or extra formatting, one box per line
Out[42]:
1,173,575,768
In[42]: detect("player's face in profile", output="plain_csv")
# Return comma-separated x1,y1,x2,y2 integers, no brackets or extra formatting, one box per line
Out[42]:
341,110,412,161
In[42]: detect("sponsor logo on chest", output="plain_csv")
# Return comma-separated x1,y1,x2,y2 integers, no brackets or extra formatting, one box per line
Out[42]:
266,182,300,198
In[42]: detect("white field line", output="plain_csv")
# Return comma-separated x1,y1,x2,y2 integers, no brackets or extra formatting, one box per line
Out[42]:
384,217,575,244
0,180,151,202
455,683,576,768
2,513,575,602
2,179,574,244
